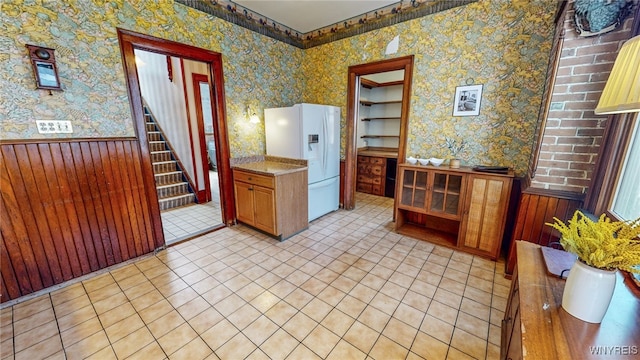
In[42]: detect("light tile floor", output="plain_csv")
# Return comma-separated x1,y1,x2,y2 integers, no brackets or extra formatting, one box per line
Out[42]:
0,193,510,360
161,171,223,245
161,202,222,245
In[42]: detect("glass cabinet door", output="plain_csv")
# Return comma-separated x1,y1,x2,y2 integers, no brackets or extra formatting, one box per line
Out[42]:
429,172,463,217
399,168,428,211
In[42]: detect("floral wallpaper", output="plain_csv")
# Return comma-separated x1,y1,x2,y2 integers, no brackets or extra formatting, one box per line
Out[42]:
0,0,303,158
303,0,557,176
1,0,556,174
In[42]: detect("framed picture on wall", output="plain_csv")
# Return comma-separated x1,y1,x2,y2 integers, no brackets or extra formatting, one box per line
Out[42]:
453,84,483,116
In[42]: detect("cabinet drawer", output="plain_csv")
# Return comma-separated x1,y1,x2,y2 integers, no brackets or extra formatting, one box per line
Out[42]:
233,170,275,188
370,166,383,176
370,157,385,165
357,175,373,184
357,156,369,163
372,177,382,185
372,185,383,195
357,183,373,193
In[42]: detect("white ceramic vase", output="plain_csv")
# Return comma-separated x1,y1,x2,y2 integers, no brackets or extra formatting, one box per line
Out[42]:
561,259,617,323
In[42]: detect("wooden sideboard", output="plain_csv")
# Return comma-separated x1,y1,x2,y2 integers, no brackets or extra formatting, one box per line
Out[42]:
394,164,514,260
502,241,640,359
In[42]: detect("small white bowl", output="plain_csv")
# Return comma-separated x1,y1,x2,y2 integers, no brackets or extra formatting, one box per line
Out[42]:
418,158,430,166
406,157,417,165
430,158,444,166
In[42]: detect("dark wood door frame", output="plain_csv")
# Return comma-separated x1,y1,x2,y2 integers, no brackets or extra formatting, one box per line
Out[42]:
344,55,414,210
192,73,212,203
117,29,236,238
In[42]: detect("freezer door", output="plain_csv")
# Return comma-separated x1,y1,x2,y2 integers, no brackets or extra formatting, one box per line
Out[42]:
301,104,325,184
301,104,340,184
308,176,340,221
265,106,302,158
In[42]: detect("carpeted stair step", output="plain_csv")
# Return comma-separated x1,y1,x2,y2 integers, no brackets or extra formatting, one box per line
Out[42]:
158,193,195,211
157,182,190,199
155,171,183,186
151,150,172,163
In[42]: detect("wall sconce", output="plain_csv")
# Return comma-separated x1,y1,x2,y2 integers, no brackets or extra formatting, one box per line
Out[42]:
247,105,260,123
594,35,640,114
26,44,62,91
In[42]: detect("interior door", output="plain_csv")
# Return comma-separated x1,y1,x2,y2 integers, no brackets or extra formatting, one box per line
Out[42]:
192,74,213,203
344,56,414,210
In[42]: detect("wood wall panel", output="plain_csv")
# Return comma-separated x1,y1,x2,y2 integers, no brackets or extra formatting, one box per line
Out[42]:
0,139,161,303
505,189,584,274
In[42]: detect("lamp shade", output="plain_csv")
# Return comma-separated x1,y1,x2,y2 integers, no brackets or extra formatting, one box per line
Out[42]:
594,35,640,115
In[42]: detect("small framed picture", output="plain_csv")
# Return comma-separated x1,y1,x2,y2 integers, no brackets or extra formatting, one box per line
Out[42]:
453,84,483,116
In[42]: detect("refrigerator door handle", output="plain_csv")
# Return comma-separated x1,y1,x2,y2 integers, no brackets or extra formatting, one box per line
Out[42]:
322,112,328,177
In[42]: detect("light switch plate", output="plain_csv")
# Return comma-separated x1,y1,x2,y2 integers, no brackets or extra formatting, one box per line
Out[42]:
36,120,73,133
57,120,73,133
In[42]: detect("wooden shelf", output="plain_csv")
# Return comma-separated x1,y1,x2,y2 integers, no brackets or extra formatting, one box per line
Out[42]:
361,78,404,89
433,188,461,195
396,222,458,248
360,100,402,106
361,117,401,121
360,135,399,139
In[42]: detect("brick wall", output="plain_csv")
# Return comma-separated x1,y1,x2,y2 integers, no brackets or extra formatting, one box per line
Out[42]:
532,3,635,192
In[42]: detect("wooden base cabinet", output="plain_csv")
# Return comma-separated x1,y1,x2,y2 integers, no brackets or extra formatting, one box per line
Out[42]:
394,164,513,260
233,168,307,240
356,155,386,196
501,265,522,360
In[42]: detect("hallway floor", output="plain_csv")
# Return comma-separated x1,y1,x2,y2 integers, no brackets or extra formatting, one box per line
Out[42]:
1,193,510,360
161,171,223,245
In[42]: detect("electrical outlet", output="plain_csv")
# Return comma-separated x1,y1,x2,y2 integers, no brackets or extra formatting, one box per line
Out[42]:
36,120,73,134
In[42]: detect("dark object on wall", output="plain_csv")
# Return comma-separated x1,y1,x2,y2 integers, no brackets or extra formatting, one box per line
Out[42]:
472,165,510,174
25,44,62,91
574,0,634,37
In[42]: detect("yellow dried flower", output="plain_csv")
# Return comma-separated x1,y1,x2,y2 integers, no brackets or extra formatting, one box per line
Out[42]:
546,211,640,273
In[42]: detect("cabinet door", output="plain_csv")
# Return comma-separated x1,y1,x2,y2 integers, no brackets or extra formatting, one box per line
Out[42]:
460,175,511,258
234,181,255,226
253,186,276,234
428,172,464,219
398,167,428,212
501,267,521,360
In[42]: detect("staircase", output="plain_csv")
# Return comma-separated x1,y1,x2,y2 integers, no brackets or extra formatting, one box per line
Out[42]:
145,107,196,211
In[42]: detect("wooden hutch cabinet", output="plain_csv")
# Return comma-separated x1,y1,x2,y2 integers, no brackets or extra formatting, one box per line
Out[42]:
394,164,513,260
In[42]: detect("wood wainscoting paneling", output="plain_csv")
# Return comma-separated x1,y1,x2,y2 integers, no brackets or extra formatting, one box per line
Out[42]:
505,187,584,275
0,139,163,302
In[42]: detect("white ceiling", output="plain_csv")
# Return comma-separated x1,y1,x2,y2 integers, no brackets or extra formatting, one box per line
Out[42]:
234,0,397,33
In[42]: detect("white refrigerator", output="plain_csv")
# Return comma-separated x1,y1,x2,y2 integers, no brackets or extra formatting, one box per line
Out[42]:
265,103,340,221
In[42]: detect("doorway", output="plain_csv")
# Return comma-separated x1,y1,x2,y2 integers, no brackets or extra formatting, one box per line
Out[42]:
117,29,236,245
344,56,414,210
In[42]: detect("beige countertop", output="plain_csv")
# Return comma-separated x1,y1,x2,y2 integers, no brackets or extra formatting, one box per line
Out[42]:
357,147,398,158
232,161,307,176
